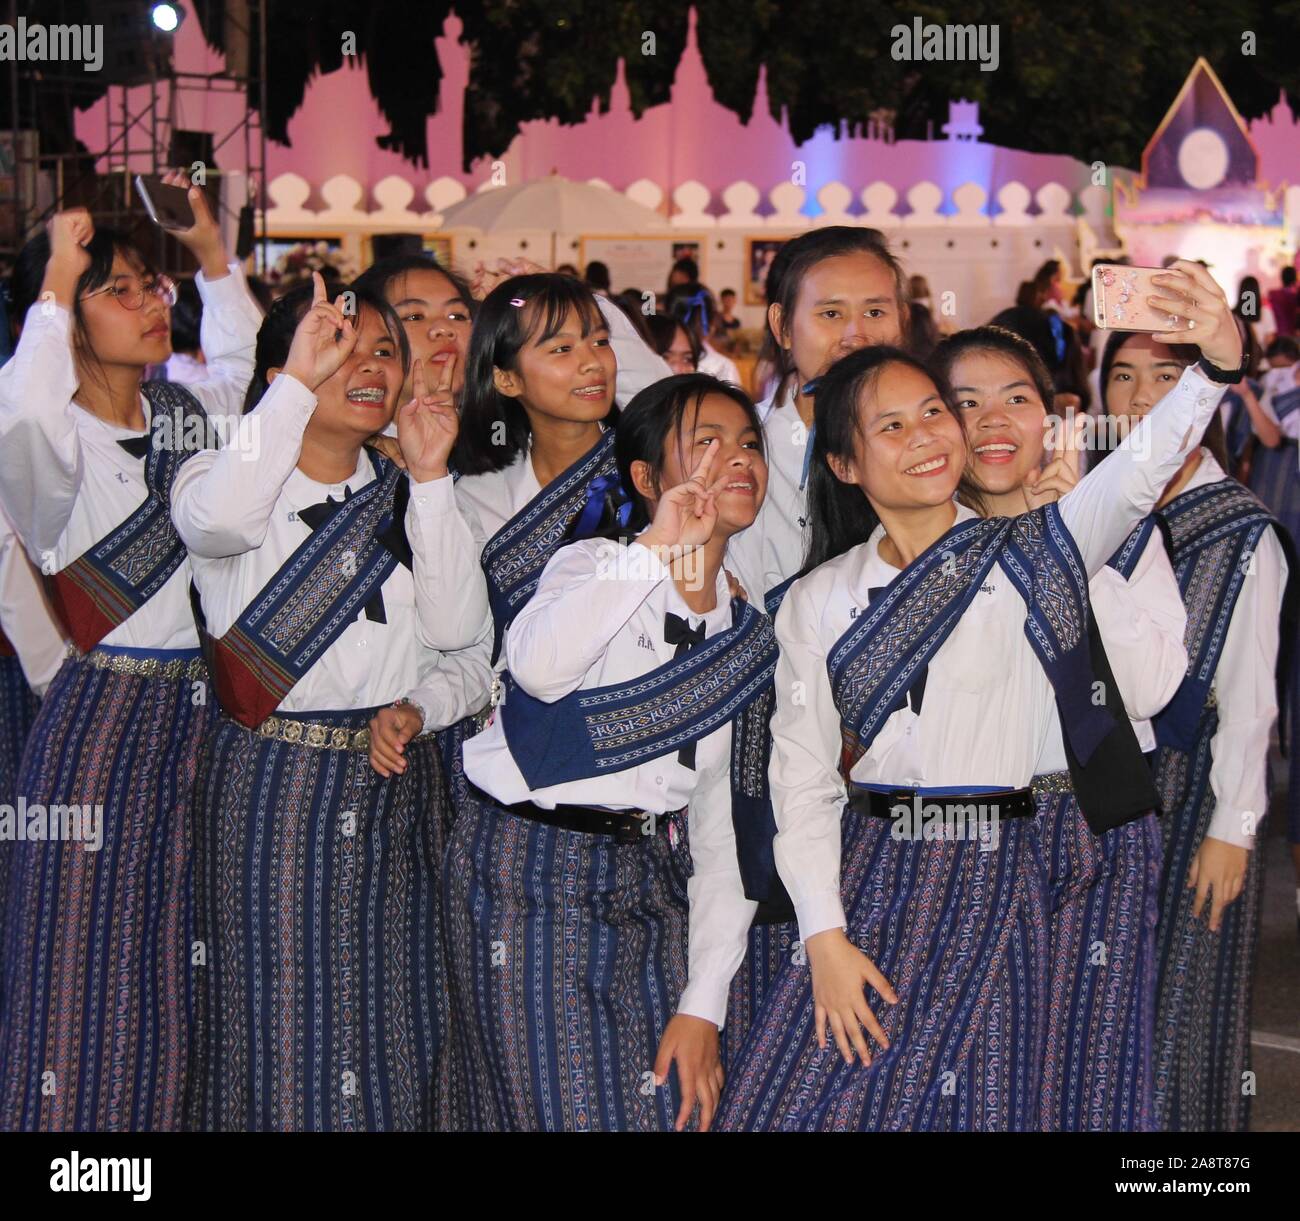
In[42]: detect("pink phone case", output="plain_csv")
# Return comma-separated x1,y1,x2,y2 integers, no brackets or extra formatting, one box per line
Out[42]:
1092,264,1172,332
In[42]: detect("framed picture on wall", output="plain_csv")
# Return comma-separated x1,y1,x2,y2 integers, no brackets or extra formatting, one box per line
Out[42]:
671,240,702,269
744,237,788,305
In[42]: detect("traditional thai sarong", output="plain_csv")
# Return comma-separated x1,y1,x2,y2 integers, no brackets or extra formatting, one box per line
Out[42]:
1036,775,1161,1132
440,593,778,1131
185,709,449,1132
0,640,40,1005
0,646,211,1131
1143,478,1284,1131
1232,380,1300,846
718,506,1113,1131
186,448,450,1131
438,800,692,1132
716,789,1049,1131
0,381,214,1132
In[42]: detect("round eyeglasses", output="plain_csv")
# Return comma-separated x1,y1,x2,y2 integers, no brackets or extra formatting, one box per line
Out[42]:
80,273,178,311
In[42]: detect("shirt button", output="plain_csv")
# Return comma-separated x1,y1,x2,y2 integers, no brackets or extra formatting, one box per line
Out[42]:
655,776,664,786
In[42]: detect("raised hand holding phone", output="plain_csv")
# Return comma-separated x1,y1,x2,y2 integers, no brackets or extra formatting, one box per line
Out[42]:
1147,260,1242,373
396,354,459,483
157,168,231,279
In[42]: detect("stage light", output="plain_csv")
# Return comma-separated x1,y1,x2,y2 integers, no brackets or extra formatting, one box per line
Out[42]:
151,3,183,33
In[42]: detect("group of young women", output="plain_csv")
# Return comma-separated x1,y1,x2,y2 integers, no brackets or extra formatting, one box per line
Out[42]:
0,183,1287,1132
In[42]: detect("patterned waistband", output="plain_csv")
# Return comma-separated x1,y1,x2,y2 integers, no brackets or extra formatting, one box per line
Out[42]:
1030,770,1073,797
239,712,438,753
74,644,208,681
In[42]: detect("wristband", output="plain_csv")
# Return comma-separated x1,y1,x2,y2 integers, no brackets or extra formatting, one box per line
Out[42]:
1196,354,1249,385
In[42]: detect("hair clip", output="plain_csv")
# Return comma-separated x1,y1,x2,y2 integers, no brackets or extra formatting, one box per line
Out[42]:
509,297,525,307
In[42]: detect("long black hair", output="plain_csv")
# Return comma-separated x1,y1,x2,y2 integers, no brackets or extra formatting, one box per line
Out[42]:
452,273,613,476
571,373,764,543
241,281,410,414
759,226,910,406
801,345,982,576
1095,330,1227,469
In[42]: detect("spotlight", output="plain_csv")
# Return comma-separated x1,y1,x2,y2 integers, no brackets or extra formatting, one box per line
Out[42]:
151,3,183,33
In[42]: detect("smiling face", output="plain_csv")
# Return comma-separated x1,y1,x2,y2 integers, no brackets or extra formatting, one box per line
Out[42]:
772,251,906,386
634,391,768,540
1105,334,1191,441
384,267,471,400
306,304,405,446
494,304,616,425
77,250,172,370
950,349,1049,496
828,361,965,514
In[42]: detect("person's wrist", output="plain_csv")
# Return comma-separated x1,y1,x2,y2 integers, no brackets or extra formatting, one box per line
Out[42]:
407,460,449,484
281,364,318,393
195,246,231,279
393,695,427,733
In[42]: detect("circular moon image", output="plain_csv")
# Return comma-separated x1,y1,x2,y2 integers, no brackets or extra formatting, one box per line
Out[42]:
1177,128,1230,190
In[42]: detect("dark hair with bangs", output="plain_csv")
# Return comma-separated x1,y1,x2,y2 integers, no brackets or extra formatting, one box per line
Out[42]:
930,325,1058,415
352,254,475,326
645,312,700,369
759,226,909,407
452,273,613,475
571,373,763,543
1095,330,1227,469
241,281,410,414
9,225,158,388
801,344,983,576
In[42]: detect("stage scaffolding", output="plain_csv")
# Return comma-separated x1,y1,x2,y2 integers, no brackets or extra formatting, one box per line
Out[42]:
1,0,270,276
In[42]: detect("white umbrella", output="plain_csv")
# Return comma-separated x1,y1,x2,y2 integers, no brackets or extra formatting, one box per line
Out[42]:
436,173,668,266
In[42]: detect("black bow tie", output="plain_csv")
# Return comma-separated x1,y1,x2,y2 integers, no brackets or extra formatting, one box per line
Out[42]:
664,611,707,768
116,434,152,461
296,485,410,625
867,586,927,714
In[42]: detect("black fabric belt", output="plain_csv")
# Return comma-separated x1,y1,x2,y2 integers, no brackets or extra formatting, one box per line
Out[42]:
848,786,1037,820
502,799,670,844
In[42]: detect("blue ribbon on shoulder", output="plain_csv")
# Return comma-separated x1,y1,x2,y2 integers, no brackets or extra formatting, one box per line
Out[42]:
571,470,633,540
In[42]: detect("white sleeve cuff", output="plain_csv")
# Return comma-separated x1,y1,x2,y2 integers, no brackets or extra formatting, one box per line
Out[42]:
194,261,246,300
795,890,848,945
407,471,457,511
676,979,728,1029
